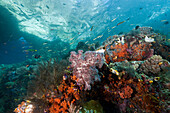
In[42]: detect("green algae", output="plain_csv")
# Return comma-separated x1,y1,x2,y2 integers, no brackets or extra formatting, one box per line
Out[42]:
80,100,104,113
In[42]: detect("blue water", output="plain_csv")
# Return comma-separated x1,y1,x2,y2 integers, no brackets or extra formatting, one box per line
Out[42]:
0,0,169,64
0,37,34,64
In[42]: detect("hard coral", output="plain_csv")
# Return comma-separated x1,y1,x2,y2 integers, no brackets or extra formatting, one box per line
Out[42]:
69,50,104,90
138,27,153,35
16,66,29,75
68,103,82,113
140,55,163,75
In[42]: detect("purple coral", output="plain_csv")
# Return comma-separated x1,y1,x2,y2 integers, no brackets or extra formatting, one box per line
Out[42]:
69,50,104,90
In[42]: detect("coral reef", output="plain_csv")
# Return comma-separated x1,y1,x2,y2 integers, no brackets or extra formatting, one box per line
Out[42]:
104,27,155,63
12,27,170,113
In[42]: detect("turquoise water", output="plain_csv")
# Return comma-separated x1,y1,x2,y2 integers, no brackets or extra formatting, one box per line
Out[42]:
0,0,169,113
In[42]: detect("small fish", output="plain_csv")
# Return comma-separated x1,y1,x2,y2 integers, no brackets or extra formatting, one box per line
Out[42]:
112,26,116,29
63,74,67,80
67,66,70,69
110,68,119,75
38,6,42,9
138,79,142,82
93,38,97,41
46,5,49,9
118,32,123,35
26,65,29,67
70,37,75,41
20,4,24,7
106,36,111,40
139,7,143,10
158,62,163,65
85,41,88,44
43,42,48,45
149,80,153,84
34,54,41,59
90,26,94,31
93,35,103,40
111,18,117,22
70,42,74,45
45,47,49,48
112,56,117,60
154,77,160,81
117,21,125,26
164,21,169,25
63,48,67,51
161,20,167,22
126,17,130,21
1,67,6,70
48,50,52,52
95,49,105,54
27,74,31,77
135,25,140,30
26,100,31,103
24,49,37,52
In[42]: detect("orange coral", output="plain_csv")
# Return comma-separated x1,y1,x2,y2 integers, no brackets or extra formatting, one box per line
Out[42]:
105,54,111,64
105,40,152,63
111,43,129,62
72,75,77,81
54,98,61,104
48,78,80,113
119,85,133,99
105,43,129,63
60,100,68,111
